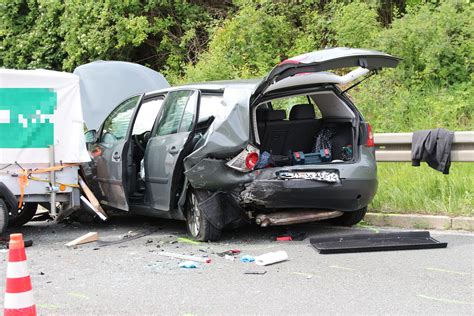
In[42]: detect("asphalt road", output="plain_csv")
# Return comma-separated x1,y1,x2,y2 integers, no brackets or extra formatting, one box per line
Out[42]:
0,215,473,315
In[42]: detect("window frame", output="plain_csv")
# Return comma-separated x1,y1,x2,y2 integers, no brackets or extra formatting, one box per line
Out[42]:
130,94,166,136
153,90,199,137
99,95,141,144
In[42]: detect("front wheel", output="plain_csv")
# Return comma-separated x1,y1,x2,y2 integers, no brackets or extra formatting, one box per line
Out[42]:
330,207,367,226
185,189,221,242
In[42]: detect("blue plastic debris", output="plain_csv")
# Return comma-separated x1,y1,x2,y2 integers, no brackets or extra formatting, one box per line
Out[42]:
240,255,255,263
178,261,199,268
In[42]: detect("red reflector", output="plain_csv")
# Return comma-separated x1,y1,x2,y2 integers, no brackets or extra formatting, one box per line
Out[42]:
367,124,375,147
245,152,259,170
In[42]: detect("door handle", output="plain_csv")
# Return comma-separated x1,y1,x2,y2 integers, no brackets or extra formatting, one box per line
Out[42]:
112,152,121,161
168,146,179,155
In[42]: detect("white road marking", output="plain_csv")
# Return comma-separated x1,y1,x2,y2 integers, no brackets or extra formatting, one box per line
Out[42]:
417,294,474,305
425,267,470,276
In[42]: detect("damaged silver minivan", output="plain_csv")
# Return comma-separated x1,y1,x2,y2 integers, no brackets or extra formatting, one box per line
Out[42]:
83,48,400,241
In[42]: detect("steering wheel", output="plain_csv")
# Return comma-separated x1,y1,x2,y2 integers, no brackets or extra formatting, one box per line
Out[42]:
133,131,150,153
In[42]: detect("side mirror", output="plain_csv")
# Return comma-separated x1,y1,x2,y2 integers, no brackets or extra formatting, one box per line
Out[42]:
84,130,98,143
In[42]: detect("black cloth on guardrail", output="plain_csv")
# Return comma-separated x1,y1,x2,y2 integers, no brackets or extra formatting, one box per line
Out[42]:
411,128,454,174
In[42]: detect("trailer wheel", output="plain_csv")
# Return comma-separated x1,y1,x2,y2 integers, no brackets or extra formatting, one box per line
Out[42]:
9,203,38,227
0,199,8,234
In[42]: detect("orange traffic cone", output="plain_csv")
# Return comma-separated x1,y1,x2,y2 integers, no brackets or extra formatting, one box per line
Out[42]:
3,233,36,316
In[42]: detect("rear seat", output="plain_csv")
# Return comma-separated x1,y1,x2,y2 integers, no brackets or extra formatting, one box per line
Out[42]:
258,104,322,155
256,108,285,136
257,109,287,154
284,104,322,153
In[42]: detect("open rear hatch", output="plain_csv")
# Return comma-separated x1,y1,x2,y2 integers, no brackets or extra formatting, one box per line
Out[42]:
227,48,400,172
251,47,400,105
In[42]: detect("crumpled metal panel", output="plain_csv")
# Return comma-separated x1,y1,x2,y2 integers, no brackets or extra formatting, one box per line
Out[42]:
184,87,253,171
184,158,253,190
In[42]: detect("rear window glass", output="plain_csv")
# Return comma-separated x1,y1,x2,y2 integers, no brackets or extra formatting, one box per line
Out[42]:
271,95,322,119
199,94,224,120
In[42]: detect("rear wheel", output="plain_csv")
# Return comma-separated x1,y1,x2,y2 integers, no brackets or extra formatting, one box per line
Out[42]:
0,199,8,234
186,189,221,242
9,203,38,227
331,207,367,226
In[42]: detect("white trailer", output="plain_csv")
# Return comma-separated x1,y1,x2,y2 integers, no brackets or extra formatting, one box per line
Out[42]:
0,69,90,233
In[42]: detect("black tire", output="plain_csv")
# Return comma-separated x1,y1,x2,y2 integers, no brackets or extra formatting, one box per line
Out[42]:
185,189,221,242
9,203,38,227
0,199,8,234
331,207,367,226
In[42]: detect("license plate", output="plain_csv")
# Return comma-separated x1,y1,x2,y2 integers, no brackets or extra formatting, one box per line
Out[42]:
278,170,340,183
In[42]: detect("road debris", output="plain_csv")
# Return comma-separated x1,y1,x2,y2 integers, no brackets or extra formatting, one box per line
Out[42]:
0,237,33,249
65,232,98,247
217,249,241,257
244,271,267,275
177,237,202,245
276,236,293,241
78,176,108,221
240,255,255,263
224,255,235,261
178,261,199,269
96,230,157,247
310,231,447,254
158,251,211,263
275,229,306,241
255,251,288,266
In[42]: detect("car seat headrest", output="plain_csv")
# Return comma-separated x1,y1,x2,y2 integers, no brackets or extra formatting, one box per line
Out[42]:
256,109,286,121
289,104,315,120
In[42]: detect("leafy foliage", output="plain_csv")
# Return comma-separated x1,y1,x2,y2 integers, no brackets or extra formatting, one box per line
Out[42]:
1,0,472,132
0,0,65,70
184,5,294,82
1,0,218,79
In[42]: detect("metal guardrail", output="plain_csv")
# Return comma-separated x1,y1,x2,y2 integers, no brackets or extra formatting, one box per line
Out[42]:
374,131,474,162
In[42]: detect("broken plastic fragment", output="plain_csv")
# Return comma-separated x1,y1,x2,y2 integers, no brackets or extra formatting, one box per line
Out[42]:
240,255,255,263
255,251,288,266
178,261,199,269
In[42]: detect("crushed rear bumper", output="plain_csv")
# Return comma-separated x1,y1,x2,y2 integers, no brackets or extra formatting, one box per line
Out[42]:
240,178,377,212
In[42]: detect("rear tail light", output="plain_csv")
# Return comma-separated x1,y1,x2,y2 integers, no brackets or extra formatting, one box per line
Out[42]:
366,124,375,147
226,145,260,172
245,152,259,170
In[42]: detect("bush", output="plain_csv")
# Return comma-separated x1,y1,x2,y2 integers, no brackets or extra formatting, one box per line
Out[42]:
184,6,294,83
331,1,381,48
373,0,473,88
352,80,473,132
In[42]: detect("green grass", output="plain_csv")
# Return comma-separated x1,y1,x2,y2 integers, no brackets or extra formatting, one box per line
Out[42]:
369,163,474,217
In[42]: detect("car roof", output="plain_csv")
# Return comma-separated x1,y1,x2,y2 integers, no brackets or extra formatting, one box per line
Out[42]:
144,79,260,97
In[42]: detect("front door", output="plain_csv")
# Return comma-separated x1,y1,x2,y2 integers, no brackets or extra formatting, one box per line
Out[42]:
89,95,141,210
144,89,200,211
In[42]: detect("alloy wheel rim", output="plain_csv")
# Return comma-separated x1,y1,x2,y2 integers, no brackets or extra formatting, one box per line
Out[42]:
188,193,201,237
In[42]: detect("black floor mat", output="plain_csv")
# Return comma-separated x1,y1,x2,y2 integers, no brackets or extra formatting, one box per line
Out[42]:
310,231,447,254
